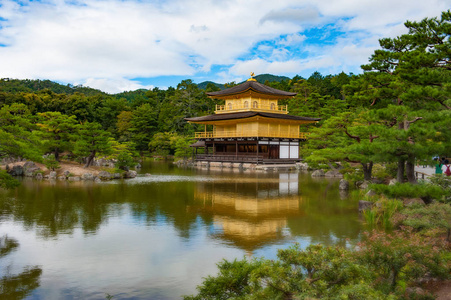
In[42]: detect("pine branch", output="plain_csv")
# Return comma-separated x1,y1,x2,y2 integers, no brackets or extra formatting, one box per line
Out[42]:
343,127,361,143
406,117,423,124
370,135,380,142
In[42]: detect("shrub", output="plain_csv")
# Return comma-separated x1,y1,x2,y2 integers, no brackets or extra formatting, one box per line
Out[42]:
184,258,261,300
115,151,136,171
357,229,450,291
43,154,60,171
0,170,20,189
185,244,387,299
394,202,451,241
429,175,451,203
372,163,391,181
363,197,403,229
370,183,446,203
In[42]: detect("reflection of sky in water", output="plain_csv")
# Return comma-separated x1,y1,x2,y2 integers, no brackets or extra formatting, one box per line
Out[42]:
1,213,243,299
0,165,363,299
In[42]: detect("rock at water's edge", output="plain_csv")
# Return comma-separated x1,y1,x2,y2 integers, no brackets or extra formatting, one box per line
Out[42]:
325,169,343,178
81,173,94,180
339,179,349,190
124,170,137,178
311,170,325,177
359,200,374,212
98,171,112,180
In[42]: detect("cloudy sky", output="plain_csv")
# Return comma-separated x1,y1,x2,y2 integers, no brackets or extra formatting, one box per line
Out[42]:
0,0,449,93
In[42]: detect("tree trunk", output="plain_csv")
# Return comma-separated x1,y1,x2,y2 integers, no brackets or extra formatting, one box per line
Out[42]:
362,162,373,181
397,158,405,183
406,154,417,183
84,151,96,168
54,149,60,162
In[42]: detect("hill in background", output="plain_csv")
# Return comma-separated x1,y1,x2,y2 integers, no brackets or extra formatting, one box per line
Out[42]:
0,78,106,96
0,74,292,99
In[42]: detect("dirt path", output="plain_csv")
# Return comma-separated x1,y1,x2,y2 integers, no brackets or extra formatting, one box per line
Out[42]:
425,280,451,300
2,160,103,176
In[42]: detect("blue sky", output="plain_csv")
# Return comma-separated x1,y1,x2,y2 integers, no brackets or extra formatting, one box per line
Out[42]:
0,0,449,93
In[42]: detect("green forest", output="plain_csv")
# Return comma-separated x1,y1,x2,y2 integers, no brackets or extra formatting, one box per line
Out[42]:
0,67,356,187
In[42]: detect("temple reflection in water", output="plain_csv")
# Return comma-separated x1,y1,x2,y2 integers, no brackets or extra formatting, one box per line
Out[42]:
194,173,303,253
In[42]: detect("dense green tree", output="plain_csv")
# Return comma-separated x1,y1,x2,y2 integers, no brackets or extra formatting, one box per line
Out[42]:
174,136,195,159
36,111,78,161
93,97,128,132
159,80,213,135
303,109,383,180
73,122,112,167
346,10,451,182
128,103,158,152
116,110,133,141
106,139,137,170
0,104,42,161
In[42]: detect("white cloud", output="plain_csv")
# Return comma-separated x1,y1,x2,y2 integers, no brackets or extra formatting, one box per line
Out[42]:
81,78,155,94
279,33,307,46
260,6,322,25
0,0,448,92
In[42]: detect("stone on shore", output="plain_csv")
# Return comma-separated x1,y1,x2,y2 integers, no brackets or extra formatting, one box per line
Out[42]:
124,170,137,178
325,169,343,178
359,200,374,212
339,179,349,190
311,170,325,177
296,162,309,170
356,181,370,190
81,173,94,180
7,165,24,176
23,161,41,177
49,171,57,179
98,171,112,180
403,198,426,207
366,189,377,197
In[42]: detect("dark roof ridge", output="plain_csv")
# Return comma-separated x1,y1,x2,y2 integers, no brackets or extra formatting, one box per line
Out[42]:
206,80,296,97
185,111,320,122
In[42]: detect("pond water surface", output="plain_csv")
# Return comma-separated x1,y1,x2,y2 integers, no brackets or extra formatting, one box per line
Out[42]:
0,161,364,299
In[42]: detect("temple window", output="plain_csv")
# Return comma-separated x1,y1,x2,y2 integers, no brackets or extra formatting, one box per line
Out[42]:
270,103,275,110
253,101,258,108
244,101,249,108
228,103,233,110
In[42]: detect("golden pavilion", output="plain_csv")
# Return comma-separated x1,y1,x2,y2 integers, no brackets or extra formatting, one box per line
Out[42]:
186,76,320,163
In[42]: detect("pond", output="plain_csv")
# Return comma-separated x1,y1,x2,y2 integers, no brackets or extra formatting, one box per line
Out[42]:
0,161,364,299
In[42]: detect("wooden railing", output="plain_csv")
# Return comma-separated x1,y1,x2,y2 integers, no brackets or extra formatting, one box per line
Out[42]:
215,104,288,114
194,131,309,139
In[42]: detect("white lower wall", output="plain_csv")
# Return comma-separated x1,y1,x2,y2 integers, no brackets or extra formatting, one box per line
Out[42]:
290,145,299,159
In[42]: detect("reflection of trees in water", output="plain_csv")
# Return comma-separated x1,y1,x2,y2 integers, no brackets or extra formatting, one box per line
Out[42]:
287,177,362,247
0,235,42,299
0,172,362,248
0,236,19,258
0,180,205,239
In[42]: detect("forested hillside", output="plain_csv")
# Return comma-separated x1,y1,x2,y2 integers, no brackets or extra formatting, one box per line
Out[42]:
0,78,106,96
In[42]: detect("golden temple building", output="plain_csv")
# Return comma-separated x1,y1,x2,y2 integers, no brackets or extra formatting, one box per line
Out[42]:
186,76,320,163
